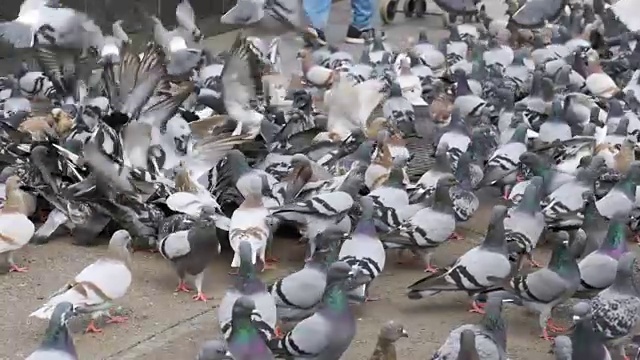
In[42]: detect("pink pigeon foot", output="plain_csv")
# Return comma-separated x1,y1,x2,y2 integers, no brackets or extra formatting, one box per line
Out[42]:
85,320,103,334
546,319,567,332
192,292,208,302
9,264,28,273
175,280,191,293
106,315,128,324
424,264,439,273
468,301,486,314
448,233,464,241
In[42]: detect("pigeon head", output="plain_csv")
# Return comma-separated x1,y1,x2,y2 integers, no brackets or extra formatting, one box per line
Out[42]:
232,296,256,318
571,302,591,322
358,196,375,220
290,154,311,169
379,321,409,342
197,340,230,360
50,302,76,329
436,174,458,189
315,228,348,253
109,230,133,255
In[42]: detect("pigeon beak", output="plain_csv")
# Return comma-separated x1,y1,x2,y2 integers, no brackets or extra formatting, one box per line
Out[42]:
401,329,409,338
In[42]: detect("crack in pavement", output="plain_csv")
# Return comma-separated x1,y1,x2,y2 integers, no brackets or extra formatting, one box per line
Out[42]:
105,305,219,359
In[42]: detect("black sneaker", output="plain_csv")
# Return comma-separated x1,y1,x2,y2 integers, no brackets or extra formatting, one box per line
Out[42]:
303,27,327,47
345,25,386,44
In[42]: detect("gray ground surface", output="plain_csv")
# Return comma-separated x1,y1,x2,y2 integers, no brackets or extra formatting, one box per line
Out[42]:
0,1,588,359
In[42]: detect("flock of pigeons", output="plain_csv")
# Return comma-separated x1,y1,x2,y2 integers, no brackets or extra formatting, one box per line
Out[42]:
3,0,640,359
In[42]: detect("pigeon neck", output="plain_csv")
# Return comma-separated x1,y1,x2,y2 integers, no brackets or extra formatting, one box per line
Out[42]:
322,281,349,315
615,176,636,199
548,244,578,277
434,151,452,172
433,184,454,211
355,218,377,238
42,322,76,357
230,313,262,346
516,185,540,214
481,216,506,252
599,221,627,259
582,198,602,226
480,301,507,350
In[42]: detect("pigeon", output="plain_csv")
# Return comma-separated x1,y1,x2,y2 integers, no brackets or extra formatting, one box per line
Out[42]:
229,174,272,272
596,162,640,219
431,295,508,360
381,174,458,273
26,302,78,360
368,321,409,360
268,228,346,323
0,175,35,273
504,176,545,269
578,191,610,258
158,207,221,302
590,252,640,359
227,297,275,360
29,230,133,333
270,190,354,256
339,196,386,302
197,339,232,360
510,0,566,28
485,232,580,340
270,261,356,360
219,240,277,342
555,302,613,360
455,329,481,360
407,205,512,313
576,217,629,296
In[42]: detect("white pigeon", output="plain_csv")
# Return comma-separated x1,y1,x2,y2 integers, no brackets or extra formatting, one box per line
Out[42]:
29,230,133,333
0,176,35,273
229,174,272,271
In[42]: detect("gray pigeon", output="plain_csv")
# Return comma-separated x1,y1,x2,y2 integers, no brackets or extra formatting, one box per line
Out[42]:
339,196,386,302
505,176,545,269
576,218,629,296
538,101,573,143
431,295,508,360
558,302,613,360
486,232,580,340
510,0,566,29
219,240,277,341
369,160,409,232
158,207,221,302
26,302,78,360
268,228,346,323
383,82,415,133
596,162,640,218
410,142,454,202
270,191,354,256
407,205,511,314
590,252,640,360
270,261,356,360
543,156,606,227
578,191,609,258
480,124,528,199
228,297,275,360
381,175,458,273
197,339,232,360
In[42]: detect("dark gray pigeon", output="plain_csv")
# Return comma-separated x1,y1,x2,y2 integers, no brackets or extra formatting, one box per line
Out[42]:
26,302,78,360
559,302,613,360
158,206,221,302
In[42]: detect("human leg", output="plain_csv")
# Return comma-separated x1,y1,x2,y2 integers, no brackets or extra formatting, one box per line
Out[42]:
303,0,331,44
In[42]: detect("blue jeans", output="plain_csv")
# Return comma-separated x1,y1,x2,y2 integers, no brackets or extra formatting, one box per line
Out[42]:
303,0,374,30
